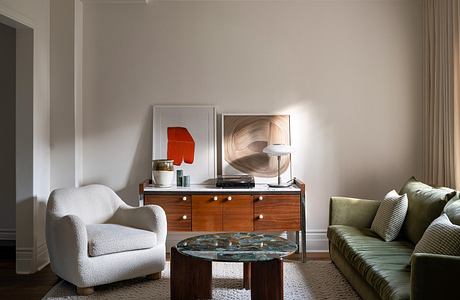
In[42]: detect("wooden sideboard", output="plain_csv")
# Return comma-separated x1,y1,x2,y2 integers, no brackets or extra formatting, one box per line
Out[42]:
139,178,307,262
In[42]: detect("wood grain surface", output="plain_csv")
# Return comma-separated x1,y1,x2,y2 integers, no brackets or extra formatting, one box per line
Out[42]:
254,195,301,231
144,195,192,231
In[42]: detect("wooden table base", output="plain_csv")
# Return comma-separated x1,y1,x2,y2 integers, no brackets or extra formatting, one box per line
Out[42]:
170,247,212,300
170,247,283,300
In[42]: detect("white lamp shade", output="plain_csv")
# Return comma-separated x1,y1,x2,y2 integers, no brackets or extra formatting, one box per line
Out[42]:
263,144,294,156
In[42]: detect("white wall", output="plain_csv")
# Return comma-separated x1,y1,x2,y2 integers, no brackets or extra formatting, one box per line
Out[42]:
50,0,84,190
82,0,422,251
0,22,16,241
0,0,51,272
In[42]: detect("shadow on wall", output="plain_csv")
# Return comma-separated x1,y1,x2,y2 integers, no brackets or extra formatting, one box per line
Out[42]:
115,108,153,206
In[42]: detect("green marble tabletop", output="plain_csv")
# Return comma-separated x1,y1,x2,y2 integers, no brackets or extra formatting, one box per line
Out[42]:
176,232,298,262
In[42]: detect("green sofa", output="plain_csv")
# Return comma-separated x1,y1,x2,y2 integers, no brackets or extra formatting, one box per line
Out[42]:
328,178,460,300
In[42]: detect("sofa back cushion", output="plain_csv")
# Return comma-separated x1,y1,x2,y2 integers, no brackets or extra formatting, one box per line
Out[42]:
399,177,456,244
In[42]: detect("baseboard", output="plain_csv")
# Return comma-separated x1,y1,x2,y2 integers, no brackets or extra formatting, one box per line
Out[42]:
165,230,329,253
0,229,16,240
16,247,33,274
15,242,49,274
36,242,50,271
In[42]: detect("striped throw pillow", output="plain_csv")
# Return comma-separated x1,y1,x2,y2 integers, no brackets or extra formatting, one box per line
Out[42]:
412,214,460,258
371,190,408,242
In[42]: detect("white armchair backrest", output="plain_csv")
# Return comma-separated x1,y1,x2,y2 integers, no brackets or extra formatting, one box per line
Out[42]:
47,184,125,224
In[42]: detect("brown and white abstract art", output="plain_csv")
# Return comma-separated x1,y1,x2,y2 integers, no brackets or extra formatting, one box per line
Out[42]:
222,114,291,183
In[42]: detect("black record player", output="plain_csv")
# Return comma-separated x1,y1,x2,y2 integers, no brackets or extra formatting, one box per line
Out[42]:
216,175,255,188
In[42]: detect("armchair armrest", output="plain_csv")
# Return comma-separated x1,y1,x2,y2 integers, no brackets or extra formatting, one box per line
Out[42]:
46,214,88,281
112,205,167,244
411,253,460,300
329,197,380,227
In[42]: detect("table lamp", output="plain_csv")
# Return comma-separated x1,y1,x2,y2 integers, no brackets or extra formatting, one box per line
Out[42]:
263,144,293,188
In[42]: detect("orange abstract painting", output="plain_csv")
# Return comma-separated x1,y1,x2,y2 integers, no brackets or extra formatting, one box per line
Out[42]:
167,127,195,166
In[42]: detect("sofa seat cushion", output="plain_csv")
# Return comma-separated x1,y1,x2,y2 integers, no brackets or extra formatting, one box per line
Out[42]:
86,224,157,257
328,225,413,300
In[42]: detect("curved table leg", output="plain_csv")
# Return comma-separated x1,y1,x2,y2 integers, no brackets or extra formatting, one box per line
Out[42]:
170,247,212,300
250,259,283,300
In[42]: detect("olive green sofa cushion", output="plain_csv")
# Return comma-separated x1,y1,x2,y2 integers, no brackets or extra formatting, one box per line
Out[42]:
328,225,413,300
399,177,456,244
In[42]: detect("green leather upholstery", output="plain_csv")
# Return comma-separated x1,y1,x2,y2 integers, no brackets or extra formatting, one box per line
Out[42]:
411,253,460,300
328,225,412,300
328,182,460,300
329,197,380,228
399,177,456,244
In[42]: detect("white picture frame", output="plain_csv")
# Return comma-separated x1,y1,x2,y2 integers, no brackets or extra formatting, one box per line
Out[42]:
153,105,216,184
221,113,292,184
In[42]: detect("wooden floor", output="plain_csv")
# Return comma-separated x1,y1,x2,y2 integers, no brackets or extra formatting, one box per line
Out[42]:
0,246,329,299
0,246,60,300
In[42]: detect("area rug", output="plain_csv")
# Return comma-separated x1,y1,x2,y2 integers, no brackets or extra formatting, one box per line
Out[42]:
43,261,360,300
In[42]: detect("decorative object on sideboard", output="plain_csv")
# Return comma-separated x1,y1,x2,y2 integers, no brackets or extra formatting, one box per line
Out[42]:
263,144,294,187
222,114,292,184
183,175,191,187
153,105,216,184
176,169,183,187
152,159,174,187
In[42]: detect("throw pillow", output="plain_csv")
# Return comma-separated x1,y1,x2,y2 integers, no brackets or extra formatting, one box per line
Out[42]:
399,176,457,245
412,214,460,260
371,190,408,242
445,199,460,226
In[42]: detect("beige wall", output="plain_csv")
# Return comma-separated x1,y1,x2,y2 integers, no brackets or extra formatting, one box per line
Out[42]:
82,0,422,250
0,22,16,240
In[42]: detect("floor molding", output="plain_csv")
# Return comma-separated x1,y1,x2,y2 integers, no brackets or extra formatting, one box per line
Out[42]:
16,247,34,274
0,229,16,240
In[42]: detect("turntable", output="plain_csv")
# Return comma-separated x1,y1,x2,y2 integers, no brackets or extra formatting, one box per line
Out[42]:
216,175,255,188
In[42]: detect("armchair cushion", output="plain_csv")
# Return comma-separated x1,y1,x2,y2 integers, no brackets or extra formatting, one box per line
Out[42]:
86,224,157,257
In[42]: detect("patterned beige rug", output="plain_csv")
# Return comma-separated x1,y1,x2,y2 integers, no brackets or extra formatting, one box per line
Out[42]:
43,261,360,300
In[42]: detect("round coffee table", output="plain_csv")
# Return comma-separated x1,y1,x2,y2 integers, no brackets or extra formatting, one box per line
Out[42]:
170,232,297,300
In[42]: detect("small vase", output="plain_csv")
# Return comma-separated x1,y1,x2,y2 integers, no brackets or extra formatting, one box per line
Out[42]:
152,159,174,187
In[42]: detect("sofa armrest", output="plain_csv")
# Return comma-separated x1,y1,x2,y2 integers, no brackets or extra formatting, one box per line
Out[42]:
411,253,460,300
112,205,167,244
329,197,380,227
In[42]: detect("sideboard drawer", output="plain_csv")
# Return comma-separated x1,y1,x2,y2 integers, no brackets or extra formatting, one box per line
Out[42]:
192,195,223,231
222,195,253,232
253,195,301,231
144,195,191,231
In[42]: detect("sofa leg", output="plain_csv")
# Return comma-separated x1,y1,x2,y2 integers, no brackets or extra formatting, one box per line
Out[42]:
76,286,94,296
146,272,162,280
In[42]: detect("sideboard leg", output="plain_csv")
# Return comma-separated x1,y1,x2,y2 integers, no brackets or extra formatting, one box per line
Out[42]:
295,231,300,254
301,193,307,263
251,259,283,300
170,247,212,300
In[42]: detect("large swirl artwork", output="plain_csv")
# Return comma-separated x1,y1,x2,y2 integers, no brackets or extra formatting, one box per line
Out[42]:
223,115,291,179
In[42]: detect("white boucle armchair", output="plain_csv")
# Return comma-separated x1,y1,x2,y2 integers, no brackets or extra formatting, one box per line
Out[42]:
46,184,167,295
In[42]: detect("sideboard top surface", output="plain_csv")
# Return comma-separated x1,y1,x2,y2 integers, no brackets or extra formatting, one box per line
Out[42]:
143,184,301,194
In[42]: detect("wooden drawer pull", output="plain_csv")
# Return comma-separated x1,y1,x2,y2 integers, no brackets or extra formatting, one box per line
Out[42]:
258,196,263,201
213,196,218,201
258,214,264,219
182,215,188,220
227,196,232,201
182,196,187,201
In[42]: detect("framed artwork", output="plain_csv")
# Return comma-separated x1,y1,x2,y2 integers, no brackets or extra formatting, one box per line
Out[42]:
153,105,216,184
221,114,292,184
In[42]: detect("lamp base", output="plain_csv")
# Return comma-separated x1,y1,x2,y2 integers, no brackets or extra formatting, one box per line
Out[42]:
268,182,293,188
